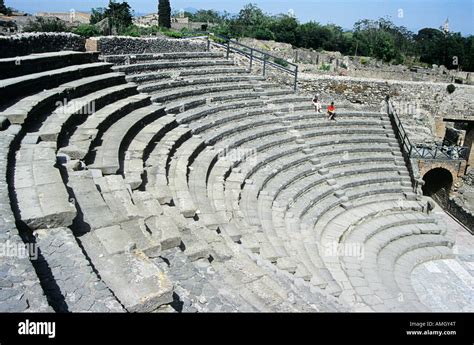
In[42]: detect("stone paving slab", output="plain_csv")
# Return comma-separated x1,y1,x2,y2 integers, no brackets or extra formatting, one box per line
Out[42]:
34,227,124,312
0,130,51,312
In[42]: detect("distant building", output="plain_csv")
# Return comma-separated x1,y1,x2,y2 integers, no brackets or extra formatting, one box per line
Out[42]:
443,18,449,34
133,14,189,28
36,11,91,25
133,13,159,27
133,13,212,31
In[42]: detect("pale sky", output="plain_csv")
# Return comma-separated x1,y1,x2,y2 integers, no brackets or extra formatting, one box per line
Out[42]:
5,0,474,35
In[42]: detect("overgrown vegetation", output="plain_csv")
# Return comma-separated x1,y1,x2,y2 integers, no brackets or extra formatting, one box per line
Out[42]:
90,0,133,34
200,3,474,71
24,17,68,32
0,0,12,15
73,24,100,37
273,57,289,67
17,0,474,72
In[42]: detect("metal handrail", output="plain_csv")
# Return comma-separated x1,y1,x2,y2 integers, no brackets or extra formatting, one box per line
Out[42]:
386,100,470,160
208,33,299,91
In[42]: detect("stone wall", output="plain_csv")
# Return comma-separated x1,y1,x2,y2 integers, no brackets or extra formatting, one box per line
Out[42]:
447,197,474,233
89,36,207,55
299,74,474,144
0,32,85,58
237,37,474,85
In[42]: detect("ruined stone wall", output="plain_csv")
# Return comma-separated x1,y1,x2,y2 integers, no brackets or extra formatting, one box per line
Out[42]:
299,74,474,144
0,32,85,58
448,198,474,232
238,37,473,85
90,36,207,55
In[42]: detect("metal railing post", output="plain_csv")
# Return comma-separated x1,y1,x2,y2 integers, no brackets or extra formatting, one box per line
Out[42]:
206,35,210,52
263,54,267,76
249,49,253,72
294,65,298,92
226,40,230,59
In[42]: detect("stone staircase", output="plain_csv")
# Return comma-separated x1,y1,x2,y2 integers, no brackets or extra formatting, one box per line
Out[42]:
0,49,455,312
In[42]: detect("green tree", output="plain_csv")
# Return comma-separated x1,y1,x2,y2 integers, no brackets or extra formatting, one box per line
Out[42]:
158,0,171,28
415,28,444,66
90,8,107,24
73,23,100,37
233,3,269,37
464,36,474,71
270,14,299,45
90,1,132,34
0,0,12,15
185,9,226,24
107,1,132,33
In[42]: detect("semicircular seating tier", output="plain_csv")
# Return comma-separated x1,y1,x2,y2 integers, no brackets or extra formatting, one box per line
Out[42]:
0,49,455,312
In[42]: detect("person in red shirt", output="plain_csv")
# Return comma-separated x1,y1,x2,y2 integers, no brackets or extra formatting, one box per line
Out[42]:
327,102,336,120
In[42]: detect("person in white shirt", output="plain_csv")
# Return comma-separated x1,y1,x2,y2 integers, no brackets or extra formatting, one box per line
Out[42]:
312,94,322,113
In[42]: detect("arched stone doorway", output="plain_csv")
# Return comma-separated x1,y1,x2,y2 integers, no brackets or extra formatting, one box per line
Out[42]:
422,168,453,207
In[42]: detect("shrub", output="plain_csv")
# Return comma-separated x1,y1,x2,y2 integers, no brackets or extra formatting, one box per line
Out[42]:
359,57,368,65
447,84,456,94
254,28,274,41
319,63,331,71
120,25,141,37
273,57,289,67
23,17,69,33
73,24,100,37
161,30,184,38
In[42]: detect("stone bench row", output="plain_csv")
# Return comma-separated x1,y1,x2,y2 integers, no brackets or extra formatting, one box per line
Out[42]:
60,94,151,160
14,139,76,230
39,82,138,145
89,104,166,175
150,81,281,104
112,58,235,74
102,51,224,64
165,88,294,114
126,66,250,84
0,62,113,105
0,127,52,312
124,114,176,189
0,51,99,79
1,72,126,125
137,75,266,94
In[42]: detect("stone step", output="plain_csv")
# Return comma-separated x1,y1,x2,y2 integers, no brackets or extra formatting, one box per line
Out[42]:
0,127,52,312
145,125,191,204
79,231,174,312
1,71,126,125
0,51,100,79
89,104,166,175
67,170,118,231
124,114,176,189
0,62,113,105
150,82,280,104
93,175,140,220
112,58,235,74
33,227,124,312
103,51,224,64
176,96,311,125
14,142,76,230
125,66,250,84
138,75,266,93
165,88,293,114
39,82,138,144
153,248,254,312
59,94,151,160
